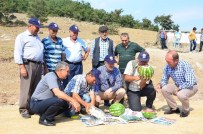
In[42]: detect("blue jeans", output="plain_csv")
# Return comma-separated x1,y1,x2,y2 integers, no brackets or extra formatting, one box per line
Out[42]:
190,40,196,51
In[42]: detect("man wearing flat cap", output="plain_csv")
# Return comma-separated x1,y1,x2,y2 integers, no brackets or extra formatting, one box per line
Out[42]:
14,17,44,118
90,25,114,69
63,25,90,88
42,22,65,74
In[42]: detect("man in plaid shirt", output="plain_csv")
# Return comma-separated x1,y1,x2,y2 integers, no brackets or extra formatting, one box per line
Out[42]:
156,50,198,117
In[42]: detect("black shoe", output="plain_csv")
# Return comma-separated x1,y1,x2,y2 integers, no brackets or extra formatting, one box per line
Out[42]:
39,119,55,126
21,111,31,119
104,100,111,107
180,111,190,118
164,108,180,114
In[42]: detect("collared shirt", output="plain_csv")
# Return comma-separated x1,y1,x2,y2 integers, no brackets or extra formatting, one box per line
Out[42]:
160,60,197,90
115,41,145,74
31,72,62,100
42,36,65,71
200,33,203,41
90,37,114,61
96,65,122,92
63,37,88,63
14,30,44,64
64,74,91,96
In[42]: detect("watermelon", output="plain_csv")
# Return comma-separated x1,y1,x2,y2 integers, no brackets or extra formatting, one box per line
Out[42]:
142,111,157,119
137,65,154,80
109,103,125,117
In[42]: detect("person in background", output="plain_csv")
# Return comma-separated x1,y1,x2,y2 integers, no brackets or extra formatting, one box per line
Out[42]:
14,18,44,118
62,25,90,87
124,52,156,111
199,28,203,52
30,61,80,126
188,27,197,52
174,29,182,48
90,25,114,68
95,55,126,107
156,50,198,117
42,22,65,74
160,28,168,49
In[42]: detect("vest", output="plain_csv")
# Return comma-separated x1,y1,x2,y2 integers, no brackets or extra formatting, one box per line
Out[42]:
92,37,114,67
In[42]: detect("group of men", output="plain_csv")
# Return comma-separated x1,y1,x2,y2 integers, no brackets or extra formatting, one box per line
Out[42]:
14,18,198,126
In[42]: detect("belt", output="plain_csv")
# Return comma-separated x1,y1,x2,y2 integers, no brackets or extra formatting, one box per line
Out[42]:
23,58,41,64
65,60,82,65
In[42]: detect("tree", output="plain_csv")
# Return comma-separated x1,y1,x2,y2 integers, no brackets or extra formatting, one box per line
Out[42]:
142,18,152,29
172,24,180,31
154,15,174,30
27,0,48,23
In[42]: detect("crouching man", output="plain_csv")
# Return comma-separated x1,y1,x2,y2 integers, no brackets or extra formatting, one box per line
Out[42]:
95,54,126,107
30,61,80,126
64,69,100,114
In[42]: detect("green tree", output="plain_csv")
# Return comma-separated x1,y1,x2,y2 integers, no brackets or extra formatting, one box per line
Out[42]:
27,0,48,23
154,15,174,30
142,18,152,29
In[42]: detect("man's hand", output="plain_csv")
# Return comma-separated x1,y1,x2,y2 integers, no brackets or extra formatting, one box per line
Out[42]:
155,83,161,93
70,100,81,112
96,95,101,103
139,78,147,89
20,65,27,78
85,103,92,113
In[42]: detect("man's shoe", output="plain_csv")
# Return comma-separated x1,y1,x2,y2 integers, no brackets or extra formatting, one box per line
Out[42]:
104,100,111,107
180,111,190,118
39,119,55,126
164,108,180,114
21,111,31,119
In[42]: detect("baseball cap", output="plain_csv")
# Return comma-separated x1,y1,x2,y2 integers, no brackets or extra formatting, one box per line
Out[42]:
28,18,42,28
48,22,59,30
104,54,116,64
138,51,150,62
69,25,80,32
99,26,108,32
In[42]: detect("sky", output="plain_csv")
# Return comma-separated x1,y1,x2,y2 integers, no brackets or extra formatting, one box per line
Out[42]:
74,0,203,31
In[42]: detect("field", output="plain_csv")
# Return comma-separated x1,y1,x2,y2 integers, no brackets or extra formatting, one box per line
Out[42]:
0,13,203,134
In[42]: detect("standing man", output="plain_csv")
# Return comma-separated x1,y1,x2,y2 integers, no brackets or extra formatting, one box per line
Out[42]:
14,18,44,118
30,61,80,126
188,27,197,52
160,28,168,49
124,52,156,111
95,55,126,107
63,25,90,87
42,22,65,74
174,29,182,48
156,50,198,117
115,33,145,75
199,28,203,52
90,25,114,68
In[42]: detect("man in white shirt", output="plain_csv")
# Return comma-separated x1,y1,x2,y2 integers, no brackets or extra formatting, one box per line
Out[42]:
14,18,44,118
62,25,90,87
124,52,156,111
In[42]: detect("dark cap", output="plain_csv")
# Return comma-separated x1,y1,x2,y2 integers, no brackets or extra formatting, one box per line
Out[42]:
99,26,108,32
104,54,116,64
69,25,80,32
48,22,59,30
28,18,42,28
138,51,150,62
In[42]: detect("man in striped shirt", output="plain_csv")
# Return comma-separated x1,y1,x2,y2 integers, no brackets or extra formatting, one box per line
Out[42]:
156,50,198,117
42,22,65,74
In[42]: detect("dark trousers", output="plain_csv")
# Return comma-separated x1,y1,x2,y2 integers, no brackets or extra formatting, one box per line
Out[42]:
30,97,70,121
190,40,197,51
92,61,104,68
161,38,167,49
19,62,42,114
199,41,203,52
127,81,156,111
63,61,82,88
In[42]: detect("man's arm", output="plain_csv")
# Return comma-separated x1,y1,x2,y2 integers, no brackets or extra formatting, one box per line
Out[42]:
83,48,90,60
52,88,81,112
